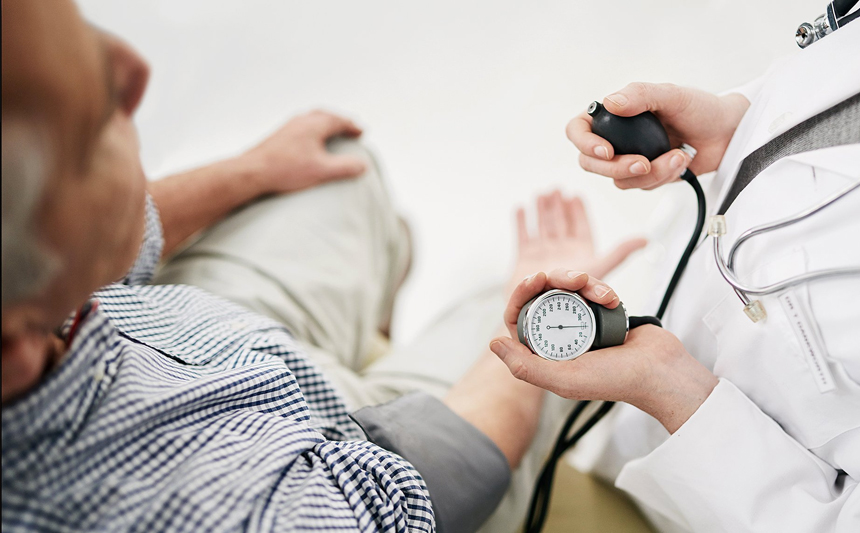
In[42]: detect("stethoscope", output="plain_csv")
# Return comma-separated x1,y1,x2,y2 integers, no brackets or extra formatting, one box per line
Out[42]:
722,0,860,321
796,0,860,48
709,181,860,323
522,16,859,526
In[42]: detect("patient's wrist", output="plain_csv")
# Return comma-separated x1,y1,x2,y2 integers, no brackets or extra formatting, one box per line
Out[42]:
218,153,271,198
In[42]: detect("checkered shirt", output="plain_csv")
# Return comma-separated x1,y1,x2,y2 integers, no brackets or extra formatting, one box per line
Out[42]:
1,196,434,532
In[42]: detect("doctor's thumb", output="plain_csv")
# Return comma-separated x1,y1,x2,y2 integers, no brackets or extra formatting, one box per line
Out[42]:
490,337,559,392
603,82,685,118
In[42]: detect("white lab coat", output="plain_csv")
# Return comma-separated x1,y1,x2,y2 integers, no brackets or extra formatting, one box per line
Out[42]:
593,22,860,533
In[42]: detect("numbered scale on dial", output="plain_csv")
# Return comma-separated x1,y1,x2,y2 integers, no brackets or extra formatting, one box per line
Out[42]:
521,290,596,360
517,289,629,362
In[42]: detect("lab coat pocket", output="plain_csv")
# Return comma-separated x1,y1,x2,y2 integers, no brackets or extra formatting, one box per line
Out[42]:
702,248,860,449
701,247,809,371
702,249,818,445
806,276,860,387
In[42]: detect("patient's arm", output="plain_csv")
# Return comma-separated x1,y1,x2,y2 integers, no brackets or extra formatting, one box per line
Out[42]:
443,335,546,468
446,190,645,467
148,110,367,256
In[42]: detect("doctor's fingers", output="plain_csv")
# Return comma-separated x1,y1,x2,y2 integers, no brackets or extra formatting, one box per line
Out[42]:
503,270,617,336
566,112,614,161
490,336,629,401
578,152,652,182
503,270,591,334
546,269,620,309
527,268,618,309
505,271,549,335
613,149,692,191
490,337,575,396
601,82,688,118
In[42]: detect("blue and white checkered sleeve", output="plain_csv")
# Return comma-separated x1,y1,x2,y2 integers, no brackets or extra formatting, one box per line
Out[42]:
261,440,435,532
123,193,164,286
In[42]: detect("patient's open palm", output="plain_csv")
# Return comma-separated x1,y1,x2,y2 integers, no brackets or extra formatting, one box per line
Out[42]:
510,191,646,290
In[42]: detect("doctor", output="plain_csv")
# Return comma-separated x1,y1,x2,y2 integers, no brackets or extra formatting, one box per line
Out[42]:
489,14,860,533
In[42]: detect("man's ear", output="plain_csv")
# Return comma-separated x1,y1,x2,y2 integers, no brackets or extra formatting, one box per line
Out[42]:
2,305,57,404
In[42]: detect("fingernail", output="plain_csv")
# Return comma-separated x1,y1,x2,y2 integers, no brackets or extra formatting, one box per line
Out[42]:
490,340,507,358
670,153,685,169
595,285,613,299
524,272,538,284
567,270,585,279
606,93,628,106
594,145,610,160
629,162,647,175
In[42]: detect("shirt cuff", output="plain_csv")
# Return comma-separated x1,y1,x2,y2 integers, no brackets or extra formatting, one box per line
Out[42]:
123,193,164,286
350,392,511,533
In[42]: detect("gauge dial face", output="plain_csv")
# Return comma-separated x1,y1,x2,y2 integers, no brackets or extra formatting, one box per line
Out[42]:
525,290,595,361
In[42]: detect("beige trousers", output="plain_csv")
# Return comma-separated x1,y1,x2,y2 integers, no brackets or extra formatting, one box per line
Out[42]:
153,138,576,533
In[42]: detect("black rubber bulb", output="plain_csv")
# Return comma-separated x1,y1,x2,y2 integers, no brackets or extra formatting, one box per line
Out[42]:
587,101,671,161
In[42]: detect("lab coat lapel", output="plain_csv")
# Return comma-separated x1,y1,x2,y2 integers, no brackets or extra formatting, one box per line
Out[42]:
710,23,860,216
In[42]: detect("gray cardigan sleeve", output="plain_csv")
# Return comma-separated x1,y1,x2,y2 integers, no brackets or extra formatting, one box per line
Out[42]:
350,392,511,533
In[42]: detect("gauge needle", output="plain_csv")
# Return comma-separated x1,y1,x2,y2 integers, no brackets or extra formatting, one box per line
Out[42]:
546,325,586,330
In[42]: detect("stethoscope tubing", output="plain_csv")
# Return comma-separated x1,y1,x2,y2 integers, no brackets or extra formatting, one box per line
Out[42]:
714,180,860,301
727,180,860,270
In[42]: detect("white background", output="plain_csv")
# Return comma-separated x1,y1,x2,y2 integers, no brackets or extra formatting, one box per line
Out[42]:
80,0,814,344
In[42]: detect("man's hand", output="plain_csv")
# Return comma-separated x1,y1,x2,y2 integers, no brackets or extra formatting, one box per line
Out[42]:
492,270,718,434
150,110,368,255
566,83,750,190
241,109,367,195
509,190,646,294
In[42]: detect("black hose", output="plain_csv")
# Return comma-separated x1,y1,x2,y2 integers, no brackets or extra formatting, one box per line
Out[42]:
628,315,663,329
522,173,706,533
833,0,858,18
838,6,860,26
656,171,706,319
523,401,614,533
522,400,591,533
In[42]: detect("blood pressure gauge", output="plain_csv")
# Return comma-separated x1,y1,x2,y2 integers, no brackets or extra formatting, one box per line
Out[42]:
516,289,629,361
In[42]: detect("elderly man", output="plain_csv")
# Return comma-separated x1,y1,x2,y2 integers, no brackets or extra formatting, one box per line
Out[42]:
1,1,644,531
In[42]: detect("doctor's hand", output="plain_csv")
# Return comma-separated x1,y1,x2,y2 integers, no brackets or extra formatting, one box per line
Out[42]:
492,270,719,434
508,190,646,295
239,109,367,196
567,83,750,190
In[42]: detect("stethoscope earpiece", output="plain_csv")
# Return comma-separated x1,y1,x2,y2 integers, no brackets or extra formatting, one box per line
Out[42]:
796,0,859,48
